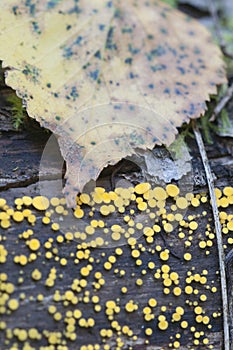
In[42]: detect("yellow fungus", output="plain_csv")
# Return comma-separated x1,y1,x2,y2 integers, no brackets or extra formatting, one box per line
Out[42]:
170,272,179,281
176,197,188,209
184,253,192,261
160,250,169,261
223,186,233,196
194,306,202,315
163,222,173,233
65,232,74,241
98,220,105,228
161,265,169,273
175,306,184,315
111,232,121,241
14,198,23,206
166,213,175,222
200,294,207,302
131,249,140,258
31,269,42,281
12,211,24,222
0,198,6,207
145,327,153,336
37,294,44,301
80,193,90,204
74,208,84,219
136,278,143,286
148,261,155,269
137,201,147,211
108,255,116,264
120,188,132,199
158,320,168,330
94,187,105,194
115,247,123,255
56,235,64,243
135,183,151,194
191,197,200,207
100,205,110,216
27,214,36,224
189,221,198,230
1,220,11,229
60,258,67,266
8,299,19,311
50,197,60,206
55,205,64,214
200,276,207,284
153,187,167,200
42,216,50,225
203,337,209,345
181,320,188,328
125,301,137,313
148,199,157,208
163,278,172,287
148,298,157,307
111,224,121,232
32,196,49,210
199,241,206,249
85,225,95,235
114,197,124,208
157,200,166,209
0,212,9,221
87,318,95,327
48,305,57,314
201,315,210,325
51,222,60,231
166,184,180,197
173,341,180,348
172,313,181,321
185,286,193,294
28,238,40,251
80,267,90,277
104,262,112,270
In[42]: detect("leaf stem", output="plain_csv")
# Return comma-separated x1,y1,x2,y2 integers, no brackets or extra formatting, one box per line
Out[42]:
193,121,230,350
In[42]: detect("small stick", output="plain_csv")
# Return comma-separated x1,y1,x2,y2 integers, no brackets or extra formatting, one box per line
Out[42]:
209,82,233,122
225,249,233,344
193,121,230,350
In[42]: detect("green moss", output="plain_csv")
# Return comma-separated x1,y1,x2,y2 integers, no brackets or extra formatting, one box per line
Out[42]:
6,94,27,130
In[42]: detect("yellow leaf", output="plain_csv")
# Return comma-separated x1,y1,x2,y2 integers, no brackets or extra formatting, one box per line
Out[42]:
0,0,226,205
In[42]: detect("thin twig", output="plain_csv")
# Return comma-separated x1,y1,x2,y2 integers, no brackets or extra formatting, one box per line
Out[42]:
193,121,230,350
208,0,233,60
225,249,233,346
209,82,233,121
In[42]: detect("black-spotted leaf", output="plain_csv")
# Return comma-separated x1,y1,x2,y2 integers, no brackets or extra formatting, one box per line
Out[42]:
0,0,226,205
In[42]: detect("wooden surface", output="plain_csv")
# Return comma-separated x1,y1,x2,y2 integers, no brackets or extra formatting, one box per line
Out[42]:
0,90,233,350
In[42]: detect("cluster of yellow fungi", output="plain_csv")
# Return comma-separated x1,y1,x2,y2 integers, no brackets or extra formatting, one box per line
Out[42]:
0,184,233,349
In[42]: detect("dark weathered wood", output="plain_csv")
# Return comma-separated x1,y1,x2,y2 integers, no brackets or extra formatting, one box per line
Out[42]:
1,113,233,349
0,181,226,349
